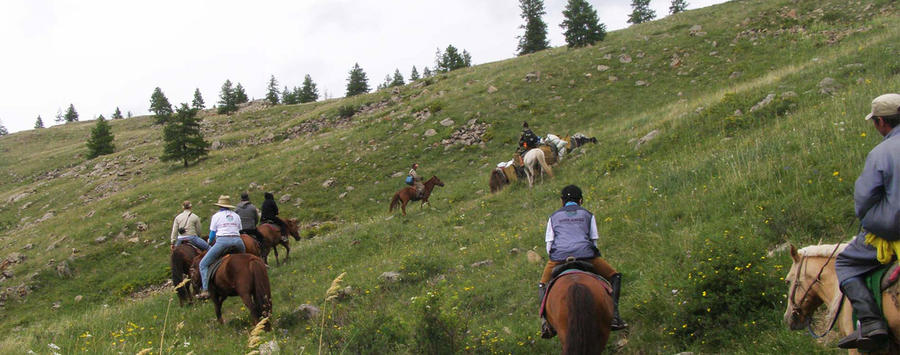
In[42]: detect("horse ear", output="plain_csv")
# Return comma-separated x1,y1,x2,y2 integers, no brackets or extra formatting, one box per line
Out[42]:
790,244,800,262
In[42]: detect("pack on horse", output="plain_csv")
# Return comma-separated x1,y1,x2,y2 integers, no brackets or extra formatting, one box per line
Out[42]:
515,149,553,187
541,260,614,355
190,252,272,328
389,175,444,216
257,218,301,266
784,243,900,354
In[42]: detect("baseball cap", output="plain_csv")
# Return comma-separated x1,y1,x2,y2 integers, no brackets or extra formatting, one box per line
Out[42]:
865,93,900,120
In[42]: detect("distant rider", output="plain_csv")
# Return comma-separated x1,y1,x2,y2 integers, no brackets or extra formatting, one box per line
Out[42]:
170,201,208,251
409,163,424,199
519,121,540,156
197,195,244,300
261,192,287,240
236,192,263,245
538,185,627,338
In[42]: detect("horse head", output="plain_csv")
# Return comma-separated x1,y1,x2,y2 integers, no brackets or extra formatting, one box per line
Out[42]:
429,175,444,187
513,153,524,167
783,244,829,331
286,218,301,241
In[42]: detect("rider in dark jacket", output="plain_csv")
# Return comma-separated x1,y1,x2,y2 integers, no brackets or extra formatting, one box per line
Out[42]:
519,121,540,156
260,192,287,238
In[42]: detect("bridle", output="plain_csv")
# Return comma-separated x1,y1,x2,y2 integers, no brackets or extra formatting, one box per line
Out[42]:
787,242,843,338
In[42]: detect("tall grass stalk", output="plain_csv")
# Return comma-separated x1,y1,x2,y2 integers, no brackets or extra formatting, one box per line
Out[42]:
318,272,346,355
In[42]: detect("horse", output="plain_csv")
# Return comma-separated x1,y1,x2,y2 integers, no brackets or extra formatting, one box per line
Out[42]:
389,175,444,216
784,243,900,354
515,149,553,187
545,271,614,354
257,218,301,266
190,252,272,328
238,234,262,257
171,243,202,306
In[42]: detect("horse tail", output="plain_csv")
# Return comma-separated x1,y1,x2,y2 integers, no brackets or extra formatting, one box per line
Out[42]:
250,257,273,321
565,283,602,355
538,152,553,177
389,192,401,212
170,249,189,303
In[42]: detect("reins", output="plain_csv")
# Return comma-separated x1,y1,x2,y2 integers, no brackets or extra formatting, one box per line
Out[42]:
789,242,843,339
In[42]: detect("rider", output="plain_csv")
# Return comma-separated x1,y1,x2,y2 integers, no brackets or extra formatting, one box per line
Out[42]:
170,200,208,251
519,121,540,156
538,185,627,338
236,192,263,245
197,195,244,300
409,163,424,199
834,93,900,351
260,192,287,240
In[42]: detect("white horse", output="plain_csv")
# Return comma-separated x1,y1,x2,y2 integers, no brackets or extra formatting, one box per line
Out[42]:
515,149,553,187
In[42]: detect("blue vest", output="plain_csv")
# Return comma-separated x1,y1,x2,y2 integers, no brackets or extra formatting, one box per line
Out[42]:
548,205,599,261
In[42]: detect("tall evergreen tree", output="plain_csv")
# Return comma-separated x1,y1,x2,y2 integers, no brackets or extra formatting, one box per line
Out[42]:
298,74,319,103
64,104,79,123
192,88,205,110
517,0,550,55
281,86,296,105
162,103,209,167
435,45,472,72
112,107,124,119
127,111,133,118
149,87,174,124
234,83,249,104
345,63,370,97
86,115,115,158
217,80,237,114
410,66,420,81
423,66,433,78
669,0,688,14
628,0,656,24
265,75,280,105
377,74,391,91
0,119,8,136
55,108,64,124
35,115,44,129
390,69,405,87
560,0,607,48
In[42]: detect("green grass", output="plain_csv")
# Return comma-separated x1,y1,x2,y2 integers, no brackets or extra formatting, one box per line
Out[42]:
0,0,898,353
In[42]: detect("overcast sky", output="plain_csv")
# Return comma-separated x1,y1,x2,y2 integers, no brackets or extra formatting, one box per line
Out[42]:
0,0,727,133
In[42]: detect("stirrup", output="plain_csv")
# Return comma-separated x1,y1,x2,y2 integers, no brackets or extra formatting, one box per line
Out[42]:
540,318,556,339
611,318,629,331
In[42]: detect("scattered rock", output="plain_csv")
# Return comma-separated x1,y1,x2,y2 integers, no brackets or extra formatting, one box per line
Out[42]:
95,236,107,244
7,192,31,203
136,222,148,232
294,304,320,320
689,25,706,36
470,260,493,268
583,73,592,78
280,194,291,203
249,182,259,189
423,129,437,137
391,171,404,178
21,244,32,250
487,85,498,93
322,178,336,188
56,261,72,279
526,250,542,264
210,141,223,150
596,65,610,72
524,72,540,82
259,340,280,355
749,94,776,112
35,211,55,223
122,211,136,220
635,80,649,87
818,77,842,95
729,71,742,80
618,54,632,63
128,237,140,243
608,76,619,82
84,210,95,218
74,295,83,302
635,130,660,149
509,248,520,254
338,192,348,199
379,271,402,283
439,118,455,127
781,91,798,100
52,301,61,310
441,120,490,147
346,186,355,191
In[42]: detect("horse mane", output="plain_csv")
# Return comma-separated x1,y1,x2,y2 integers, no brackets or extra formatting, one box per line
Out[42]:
798,243,847,257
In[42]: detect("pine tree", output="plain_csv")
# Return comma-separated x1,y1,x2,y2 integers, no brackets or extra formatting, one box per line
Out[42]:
0,119,8,136
234,83,249,104
265,75,280,105
298,74,319,103
86,115,115,158
669,0,688,14
35,115,44,129
377,74,392,90
345,63,370,97
390,69,405,87
127,111,133,118
149,87,174,124
162,103,209,167
55,108,64,124
217,79,237,114
410,66,420,81
517,0,550,55
560,0,607,48
628,0,656,24
112,107,124,119
192,88,206,110
436,45,473,72
423,66,433,78
281,86,295,105
64,104,79,123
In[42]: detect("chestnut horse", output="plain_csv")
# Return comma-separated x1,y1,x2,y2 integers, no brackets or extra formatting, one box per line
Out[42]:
171,244,202,306
190,253,272,328
545,272,614,355
258,218,301,266
784,244,900,354
389,175,444,216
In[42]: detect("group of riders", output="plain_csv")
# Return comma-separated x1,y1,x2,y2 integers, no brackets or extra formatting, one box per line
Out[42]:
170,192,289,300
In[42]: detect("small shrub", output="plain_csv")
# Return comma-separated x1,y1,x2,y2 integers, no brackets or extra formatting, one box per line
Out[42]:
603,157,625,174
400,254,446,283
301,221,337,239
413,290,467,354
337,105,357,118
344,314,408,355
427,101,444,113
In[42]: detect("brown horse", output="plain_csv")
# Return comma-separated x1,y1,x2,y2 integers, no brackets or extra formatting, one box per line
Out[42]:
545,272,614,355
784,244,900,354
171,244,202,306
190,253,272,328
258,218,301,266
389,175,444,216
238,234,262,257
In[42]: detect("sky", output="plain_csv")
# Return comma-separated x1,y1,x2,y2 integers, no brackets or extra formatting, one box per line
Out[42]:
0,0,728,133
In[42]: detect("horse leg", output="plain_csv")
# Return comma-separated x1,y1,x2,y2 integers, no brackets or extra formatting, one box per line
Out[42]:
214,294,225,324
273,244,280,266
283,241,290,262
402,199,408,216
236,281,259,325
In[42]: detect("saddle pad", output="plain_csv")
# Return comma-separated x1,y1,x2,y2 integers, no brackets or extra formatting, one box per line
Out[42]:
881,262,900,291
540,270,611,317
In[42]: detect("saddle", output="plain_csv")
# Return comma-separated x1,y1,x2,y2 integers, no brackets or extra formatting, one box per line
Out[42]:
207,254,231,286
540,259,612,317
880,262,900,291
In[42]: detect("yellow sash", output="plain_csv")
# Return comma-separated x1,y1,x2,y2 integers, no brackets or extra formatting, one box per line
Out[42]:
864,233,900,264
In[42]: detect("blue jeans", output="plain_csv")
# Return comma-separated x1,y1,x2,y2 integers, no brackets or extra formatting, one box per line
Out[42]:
199,236,245,290
174,236,210,250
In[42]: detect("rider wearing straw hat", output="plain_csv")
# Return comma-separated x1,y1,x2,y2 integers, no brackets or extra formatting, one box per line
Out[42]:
197,195,244,300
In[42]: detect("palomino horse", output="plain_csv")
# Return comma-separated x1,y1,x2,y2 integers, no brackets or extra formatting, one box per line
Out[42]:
784,244,900,354
545,271,614,354
258,218,301,266
171,244,202,306
190,253,272,328
389,175,444,216
515,149,553,187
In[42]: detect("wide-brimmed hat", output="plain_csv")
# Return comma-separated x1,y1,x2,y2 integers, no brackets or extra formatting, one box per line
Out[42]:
866,93,900,120
214,195,235,209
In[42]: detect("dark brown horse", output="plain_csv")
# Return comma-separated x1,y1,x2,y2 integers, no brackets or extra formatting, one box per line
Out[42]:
389,175,444,216
545,272,614,355
171,244,202,306
257,218,301,266
190,253,272,328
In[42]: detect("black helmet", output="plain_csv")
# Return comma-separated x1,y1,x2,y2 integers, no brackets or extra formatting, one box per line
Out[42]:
264,192,274,200
240,192,250,201
561,185,582,203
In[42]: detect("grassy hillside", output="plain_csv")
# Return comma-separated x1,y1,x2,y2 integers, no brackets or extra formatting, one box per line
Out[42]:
1,0,898,353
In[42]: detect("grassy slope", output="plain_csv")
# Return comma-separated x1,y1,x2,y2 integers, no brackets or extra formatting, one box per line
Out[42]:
0,0,898,352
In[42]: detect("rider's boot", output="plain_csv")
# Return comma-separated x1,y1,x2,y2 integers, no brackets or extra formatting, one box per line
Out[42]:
197,290,210,300
610,273,629,331
538,282,556,338
837,278,889,351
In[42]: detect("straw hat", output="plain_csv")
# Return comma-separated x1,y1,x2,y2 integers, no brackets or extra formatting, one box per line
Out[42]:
214,195,235,209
